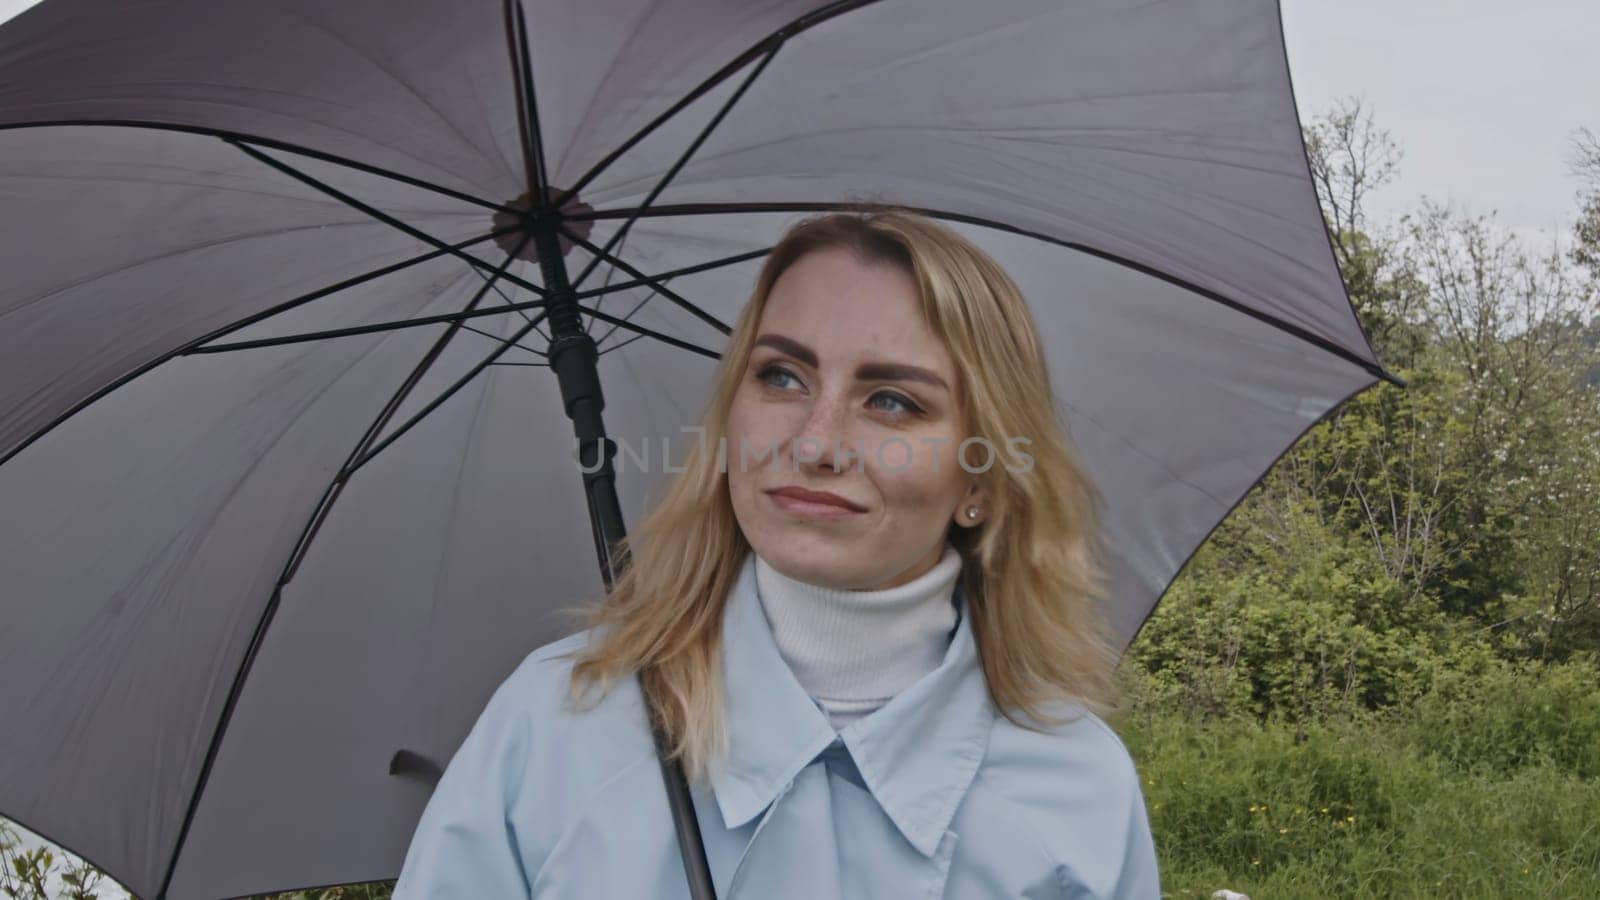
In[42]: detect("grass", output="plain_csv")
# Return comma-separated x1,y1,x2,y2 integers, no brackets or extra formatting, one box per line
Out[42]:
1116,707,1600,899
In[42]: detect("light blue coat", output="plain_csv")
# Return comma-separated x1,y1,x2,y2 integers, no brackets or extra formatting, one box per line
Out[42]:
393,553,1161,898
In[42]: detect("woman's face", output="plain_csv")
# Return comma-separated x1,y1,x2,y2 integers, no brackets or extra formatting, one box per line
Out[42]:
726,245,984,590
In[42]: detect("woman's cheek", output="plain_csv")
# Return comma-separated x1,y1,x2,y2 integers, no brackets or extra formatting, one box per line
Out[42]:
867,435,918,473
868,444,942,500
871,432,963,478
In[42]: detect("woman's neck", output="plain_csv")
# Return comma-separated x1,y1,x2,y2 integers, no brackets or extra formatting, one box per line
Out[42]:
753,543,963,729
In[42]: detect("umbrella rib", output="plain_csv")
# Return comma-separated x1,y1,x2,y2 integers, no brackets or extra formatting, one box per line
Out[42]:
458,321,548,359
0,121,521,216
590,275,676,352
559,223,732,335
506,0,551,207
597,332,647,356
504,0,537,197
0,224,524,469
156,228,541,899
461,253,551,344
343,308,551,478
577,304,722,361
555,0,884,206
568,43,782,293
342,295,724,478
573,246,771,301
581,223,633,338
225,137,550,299
179,296,549,355
289,235,539,582
567,200,1408,388
563,242,773,346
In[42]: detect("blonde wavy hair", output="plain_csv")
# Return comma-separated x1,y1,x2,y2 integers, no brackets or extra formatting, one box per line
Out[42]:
561,206,1122,784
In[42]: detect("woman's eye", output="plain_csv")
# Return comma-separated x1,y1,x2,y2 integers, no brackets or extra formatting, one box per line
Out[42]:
757,364,922,417
869,391,922,417
757,363,801,391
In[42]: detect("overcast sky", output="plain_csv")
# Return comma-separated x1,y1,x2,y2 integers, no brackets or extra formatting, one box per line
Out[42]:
3,0,1595,244
1282,0,1597,246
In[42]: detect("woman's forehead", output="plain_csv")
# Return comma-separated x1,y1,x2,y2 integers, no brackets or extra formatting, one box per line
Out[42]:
760,249,949,367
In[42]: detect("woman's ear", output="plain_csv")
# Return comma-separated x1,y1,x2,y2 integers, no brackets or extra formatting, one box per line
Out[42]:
952,482,986,528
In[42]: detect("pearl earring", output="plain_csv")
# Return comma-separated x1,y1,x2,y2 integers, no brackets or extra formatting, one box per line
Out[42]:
965,506,980,520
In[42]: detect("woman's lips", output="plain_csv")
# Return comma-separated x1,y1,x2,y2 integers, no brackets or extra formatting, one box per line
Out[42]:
765,487,866,519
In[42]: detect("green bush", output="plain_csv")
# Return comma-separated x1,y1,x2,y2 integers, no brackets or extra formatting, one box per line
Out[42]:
1131,560,1454,723
1403,652,1600,778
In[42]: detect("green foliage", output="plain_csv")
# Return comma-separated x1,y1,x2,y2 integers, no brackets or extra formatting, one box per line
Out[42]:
1117,638,1600,897
1406,652,1600,778
1132,456,1473,723
249,884,394,900
0,821,112,900
1571,126,1600,280
1112,97,1600,898
1136,96,1600,718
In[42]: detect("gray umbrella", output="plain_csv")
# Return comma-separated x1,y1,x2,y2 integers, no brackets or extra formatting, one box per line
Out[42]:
0,1,1400,898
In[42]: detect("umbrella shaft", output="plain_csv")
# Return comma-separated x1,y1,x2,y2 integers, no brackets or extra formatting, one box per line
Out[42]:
530,217,719,900
532,219,623,583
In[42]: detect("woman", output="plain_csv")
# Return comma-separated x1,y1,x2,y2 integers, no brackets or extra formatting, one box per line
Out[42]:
392,209,1161,898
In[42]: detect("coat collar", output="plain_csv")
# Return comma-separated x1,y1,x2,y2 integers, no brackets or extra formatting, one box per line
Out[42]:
709,551,997,858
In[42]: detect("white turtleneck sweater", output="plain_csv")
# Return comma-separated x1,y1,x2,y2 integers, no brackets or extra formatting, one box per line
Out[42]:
753,542,963,730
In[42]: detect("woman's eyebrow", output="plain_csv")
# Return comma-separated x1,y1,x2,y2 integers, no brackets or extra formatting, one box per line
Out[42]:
753,333,949,392
855,362,949,392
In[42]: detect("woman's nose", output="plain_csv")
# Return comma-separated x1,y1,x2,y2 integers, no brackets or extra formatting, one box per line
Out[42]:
791,393,858,473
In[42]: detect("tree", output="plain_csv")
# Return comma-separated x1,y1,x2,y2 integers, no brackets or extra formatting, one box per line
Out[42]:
1303,97,1430,369
1570,126,1600,280
0,820,119,900
1135,98,1600,725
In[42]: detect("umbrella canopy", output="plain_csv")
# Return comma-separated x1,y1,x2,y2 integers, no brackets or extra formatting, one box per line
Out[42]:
0,1,1397,897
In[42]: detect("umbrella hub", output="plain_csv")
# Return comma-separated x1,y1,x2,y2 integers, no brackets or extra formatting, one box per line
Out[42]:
492,185,593,263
